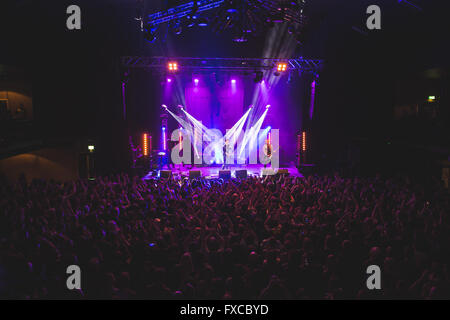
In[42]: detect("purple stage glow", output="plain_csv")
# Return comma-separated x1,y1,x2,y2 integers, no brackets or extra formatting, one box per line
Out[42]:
231,78,237,94
310,80,316,119
158,71,304,166
185,76,244,131
162,126,167,151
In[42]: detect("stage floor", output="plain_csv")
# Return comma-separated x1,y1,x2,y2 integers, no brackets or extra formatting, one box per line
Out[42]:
144,164,303,180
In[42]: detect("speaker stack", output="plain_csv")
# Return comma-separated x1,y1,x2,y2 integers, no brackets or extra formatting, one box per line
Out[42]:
219,170,231,179
189,170,202,179
277,169,289,176
235,170,248,179
261,168,275,177
160,170,172,178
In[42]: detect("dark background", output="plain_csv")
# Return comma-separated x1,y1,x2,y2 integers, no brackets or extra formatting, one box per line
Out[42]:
1,0,449,176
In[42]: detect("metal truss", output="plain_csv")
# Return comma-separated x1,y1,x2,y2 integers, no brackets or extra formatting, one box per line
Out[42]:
148,0,225,26
121,56,323,73
146,0,306,27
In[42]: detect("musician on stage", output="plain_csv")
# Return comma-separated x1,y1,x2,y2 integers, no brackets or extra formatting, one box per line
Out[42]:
222,139,232,170
263,138,272,169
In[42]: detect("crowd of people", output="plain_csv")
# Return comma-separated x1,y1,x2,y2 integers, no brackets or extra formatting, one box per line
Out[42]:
0,172,449,299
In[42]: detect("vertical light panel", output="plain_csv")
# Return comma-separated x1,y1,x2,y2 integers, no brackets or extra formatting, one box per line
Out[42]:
310,80,316,119
143,133,149,156
162,127,166,151
302,131,307,151
179,127,183,151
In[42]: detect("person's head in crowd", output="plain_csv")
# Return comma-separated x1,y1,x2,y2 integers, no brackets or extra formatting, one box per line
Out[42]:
0,173,448,299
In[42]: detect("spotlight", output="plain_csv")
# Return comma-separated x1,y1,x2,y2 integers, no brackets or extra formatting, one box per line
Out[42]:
167,78,172,83
162,104,168,109
88,145,95,152
428,95,436,102
168,62,178,71
225,0,239,13
254,71,263,83
186,8,198,28
186,17,196,28
270,11,286,24
178,105,184,110
233,33,248,43
266,104,271,109
231,79,236,84
174,25,182,35
194,78,199,85
143,24,157,43
287,71,293,84
276,62,288,72
142,133,149,157
162,127,167,151
267,126,272,130
172,19,182,35
197,17,208,27
302,131,307,151
288,25,296,34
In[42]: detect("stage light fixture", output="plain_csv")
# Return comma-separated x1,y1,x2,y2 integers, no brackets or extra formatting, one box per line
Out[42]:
143,24,157,43
167,78,172,83
194,78,199,85
145,0,307,44
88,145,95,152
225,0,239,13
233,33,248,43
254,71,263,83
162,104,168,110
173,20,183,35
288,25,296,34
143,133,149,156
168,62,178,71
302,131,307,151
428,95,436,102
187,17,196,28
266,104,271,109
231,79,236,84
270,11,286,24
186,2,198,28
179,127,183,151
197,17,208,27
162,126,167,151
287,71,293,84
277,62,288,72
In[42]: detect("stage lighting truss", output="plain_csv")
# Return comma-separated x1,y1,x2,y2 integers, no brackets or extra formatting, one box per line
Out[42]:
144,0,308,41
168,62,178,71
122,56,322,74
276,62,288,72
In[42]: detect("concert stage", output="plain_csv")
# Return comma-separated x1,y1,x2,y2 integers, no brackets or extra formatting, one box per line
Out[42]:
143,164,303,180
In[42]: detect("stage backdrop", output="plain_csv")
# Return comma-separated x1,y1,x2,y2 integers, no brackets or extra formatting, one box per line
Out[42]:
185,76,244,133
